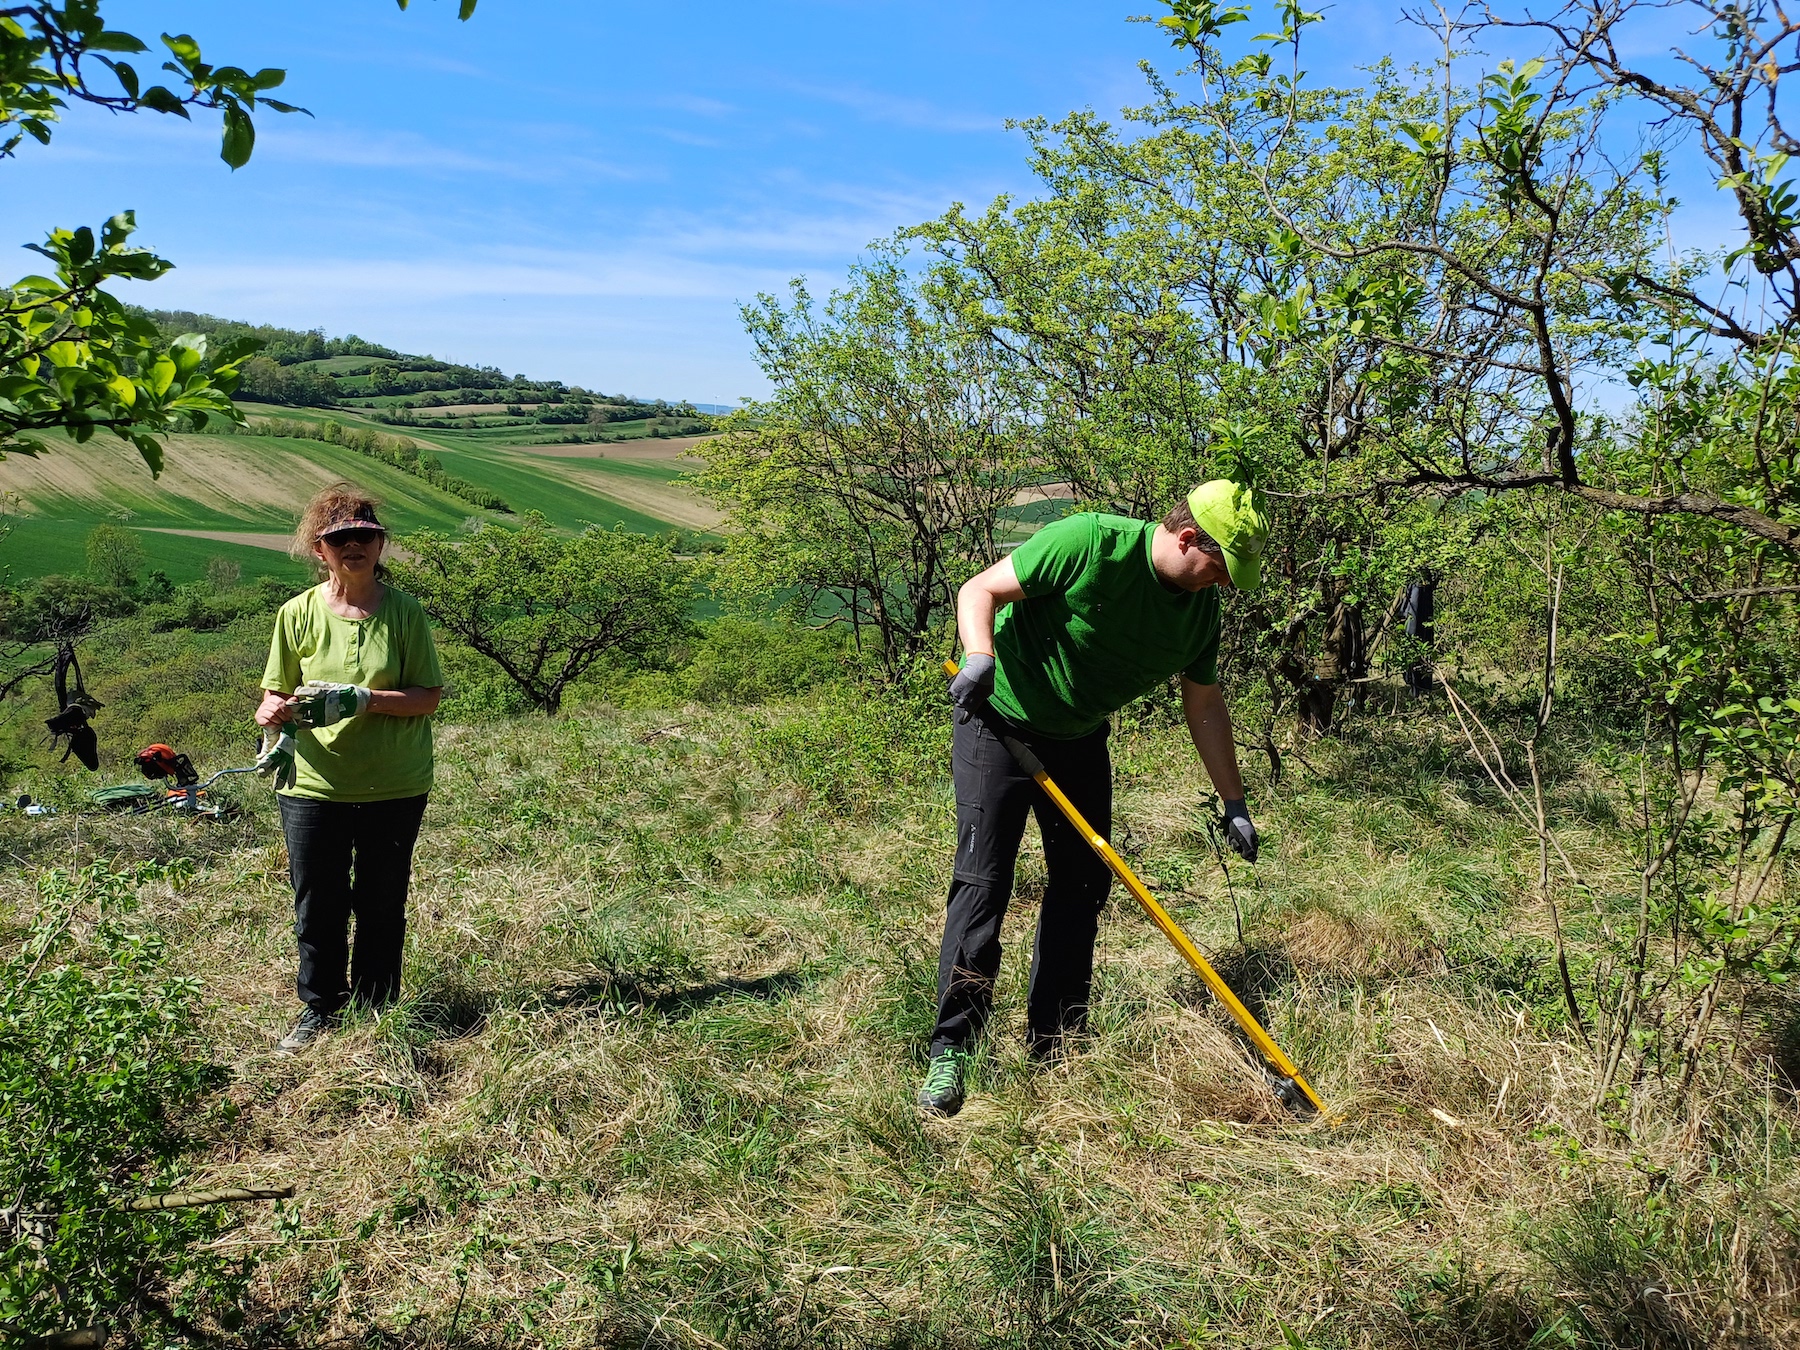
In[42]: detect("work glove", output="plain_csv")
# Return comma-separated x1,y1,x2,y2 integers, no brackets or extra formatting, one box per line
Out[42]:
948,653,996,722
288,682,371,729
256,730,297,791
1221,798,1258,863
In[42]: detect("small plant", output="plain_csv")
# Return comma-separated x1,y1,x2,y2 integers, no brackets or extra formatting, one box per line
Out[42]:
0,863,257,1343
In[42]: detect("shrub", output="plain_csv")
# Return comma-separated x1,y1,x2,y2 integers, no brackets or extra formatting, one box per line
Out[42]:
0,864,257,1342
85,525,145,591
395,514,694,714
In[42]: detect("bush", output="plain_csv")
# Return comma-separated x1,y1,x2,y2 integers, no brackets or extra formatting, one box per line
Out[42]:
0,864,258,1342
85,524,145,590
679,616,852,704
395,514,694,714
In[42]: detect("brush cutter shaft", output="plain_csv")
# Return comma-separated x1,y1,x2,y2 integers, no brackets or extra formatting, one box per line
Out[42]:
940,660,1325,1115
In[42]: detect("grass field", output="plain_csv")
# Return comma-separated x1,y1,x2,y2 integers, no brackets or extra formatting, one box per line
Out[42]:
0,409,721,584
2,676,1794,1347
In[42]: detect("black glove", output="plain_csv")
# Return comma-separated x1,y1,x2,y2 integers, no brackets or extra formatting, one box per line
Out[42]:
949,652,996,721
1222,797,1258,863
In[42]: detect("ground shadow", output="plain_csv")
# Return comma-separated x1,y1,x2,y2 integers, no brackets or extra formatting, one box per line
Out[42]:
547,968,808,1019
1173,939,1296,1028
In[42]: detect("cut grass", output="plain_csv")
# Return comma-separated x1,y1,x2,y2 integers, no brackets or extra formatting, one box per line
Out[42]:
2,697,1794,1347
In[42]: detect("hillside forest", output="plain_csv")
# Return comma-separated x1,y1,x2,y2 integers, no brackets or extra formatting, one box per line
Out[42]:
2,1,1799,1348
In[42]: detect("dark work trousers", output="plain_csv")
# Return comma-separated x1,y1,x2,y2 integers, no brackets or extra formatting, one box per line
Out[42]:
278,794,429,1015
930,711,1112,1055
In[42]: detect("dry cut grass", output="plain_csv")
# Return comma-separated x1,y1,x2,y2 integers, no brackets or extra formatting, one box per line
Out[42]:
2,700,1796,1348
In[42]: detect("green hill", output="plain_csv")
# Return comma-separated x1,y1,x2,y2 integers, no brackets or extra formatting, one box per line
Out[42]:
0,405,722,586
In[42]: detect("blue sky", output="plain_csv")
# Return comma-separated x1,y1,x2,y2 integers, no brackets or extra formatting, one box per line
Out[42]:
0,1,1745,404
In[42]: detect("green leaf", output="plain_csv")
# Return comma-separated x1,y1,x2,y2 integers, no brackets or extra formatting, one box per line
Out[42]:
161,32,203,68
220,103,254,169
138,85,190,117
251,67,286,91
88,30,150,54
131,431,166,477
460,0,480,17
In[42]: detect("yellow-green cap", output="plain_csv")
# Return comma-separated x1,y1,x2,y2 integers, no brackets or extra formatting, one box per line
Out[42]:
1186,479,1271,592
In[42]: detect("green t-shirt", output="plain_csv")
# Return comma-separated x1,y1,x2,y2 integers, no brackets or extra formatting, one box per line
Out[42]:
989,513,1222,739
260,584,445,802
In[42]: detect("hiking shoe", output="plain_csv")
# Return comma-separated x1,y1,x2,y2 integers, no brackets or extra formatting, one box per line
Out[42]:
916,1047,968,1118
276,1008,337,1056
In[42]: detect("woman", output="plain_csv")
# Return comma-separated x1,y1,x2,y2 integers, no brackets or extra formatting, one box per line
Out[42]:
255,484,444,1055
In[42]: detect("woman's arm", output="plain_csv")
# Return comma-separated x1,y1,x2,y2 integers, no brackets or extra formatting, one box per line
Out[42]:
367,686,443,717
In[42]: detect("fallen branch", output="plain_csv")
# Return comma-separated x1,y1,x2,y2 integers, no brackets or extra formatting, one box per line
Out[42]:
125,1186,293,1212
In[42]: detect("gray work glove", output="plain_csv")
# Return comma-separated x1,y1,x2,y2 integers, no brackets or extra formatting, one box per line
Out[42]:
288,681,371,729
948,652,996,722
256,730,297,791
1222,798,1258,863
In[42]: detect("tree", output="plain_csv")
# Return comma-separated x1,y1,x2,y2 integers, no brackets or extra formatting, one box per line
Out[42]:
0,1,477,475
697,257,1035,675
394,515,693,714
83,522,142,589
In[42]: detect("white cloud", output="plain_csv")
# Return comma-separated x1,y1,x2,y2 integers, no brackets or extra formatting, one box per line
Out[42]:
774,78,1002,133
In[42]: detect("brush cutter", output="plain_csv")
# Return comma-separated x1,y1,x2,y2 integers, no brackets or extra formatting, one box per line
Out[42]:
941,659,1326,1117
126,742,260,816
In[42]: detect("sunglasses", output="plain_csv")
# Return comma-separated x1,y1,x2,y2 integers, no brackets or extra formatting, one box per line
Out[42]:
320,528,382,547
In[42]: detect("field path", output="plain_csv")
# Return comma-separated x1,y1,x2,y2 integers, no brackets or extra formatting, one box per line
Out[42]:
144,529,295,553
510,435,715,461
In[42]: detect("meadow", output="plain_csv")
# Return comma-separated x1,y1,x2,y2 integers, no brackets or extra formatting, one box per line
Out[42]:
2,644,1795,1348
0,403,719,587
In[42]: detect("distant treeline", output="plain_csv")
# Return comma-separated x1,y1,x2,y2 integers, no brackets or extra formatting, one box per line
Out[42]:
132,308,703,423
250,417,512,514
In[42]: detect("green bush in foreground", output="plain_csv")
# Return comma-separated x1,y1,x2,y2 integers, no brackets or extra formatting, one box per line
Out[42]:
0,863,256,1344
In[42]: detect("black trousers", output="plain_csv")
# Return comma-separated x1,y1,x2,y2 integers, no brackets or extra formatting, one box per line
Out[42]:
279,794,429,1015
930,712,1112,1053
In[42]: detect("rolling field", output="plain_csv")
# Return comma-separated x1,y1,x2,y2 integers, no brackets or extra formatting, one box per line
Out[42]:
0,406,720,584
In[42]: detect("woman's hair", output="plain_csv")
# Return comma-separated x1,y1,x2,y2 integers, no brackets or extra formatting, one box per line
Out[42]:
293,482,388,580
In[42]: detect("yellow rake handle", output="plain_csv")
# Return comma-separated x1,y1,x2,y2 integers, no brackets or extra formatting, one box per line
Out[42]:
942,660,1325,1115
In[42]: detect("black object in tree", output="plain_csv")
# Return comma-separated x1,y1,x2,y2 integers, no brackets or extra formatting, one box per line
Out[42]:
1403,579,1436,695
44,642,102,770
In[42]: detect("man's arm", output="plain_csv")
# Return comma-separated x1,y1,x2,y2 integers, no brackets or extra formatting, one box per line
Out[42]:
1180,676,1244,799
957,555,1026,657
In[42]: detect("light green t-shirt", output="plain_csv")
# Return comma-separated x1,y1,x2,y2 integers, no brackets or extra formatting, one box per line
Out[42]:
260,584,445,802
989,513,1222,739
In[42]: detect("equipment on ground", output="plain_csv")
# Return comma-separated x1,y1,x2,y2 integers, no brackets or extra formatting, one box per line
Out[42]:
126,741,260,816
941,658,1326,1117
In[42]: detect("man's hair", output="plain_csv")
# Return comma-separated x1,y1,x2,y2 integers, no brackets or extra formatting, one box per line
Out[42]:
1161,498,1223,553
293,482,388,579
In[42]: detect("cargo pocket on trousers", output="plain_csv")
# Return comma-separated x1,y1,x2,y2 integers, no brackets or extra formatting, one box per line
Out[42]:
953,799,989,883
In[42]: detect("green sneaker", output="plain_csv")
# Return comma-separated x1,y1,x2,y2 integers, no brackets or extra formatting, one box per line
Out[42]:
916,1047,968,1117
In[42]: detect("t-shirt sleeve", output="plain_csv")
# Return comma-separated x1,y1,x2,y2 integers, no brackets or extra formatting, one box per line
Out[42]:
1009,514,1097,598
1183,597,1221,685
260,605,301,694
402,598,445,689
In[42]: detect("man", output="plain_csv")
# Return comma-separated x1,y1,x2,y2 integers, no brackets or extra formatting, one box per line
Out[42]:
917,479,1268,1117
